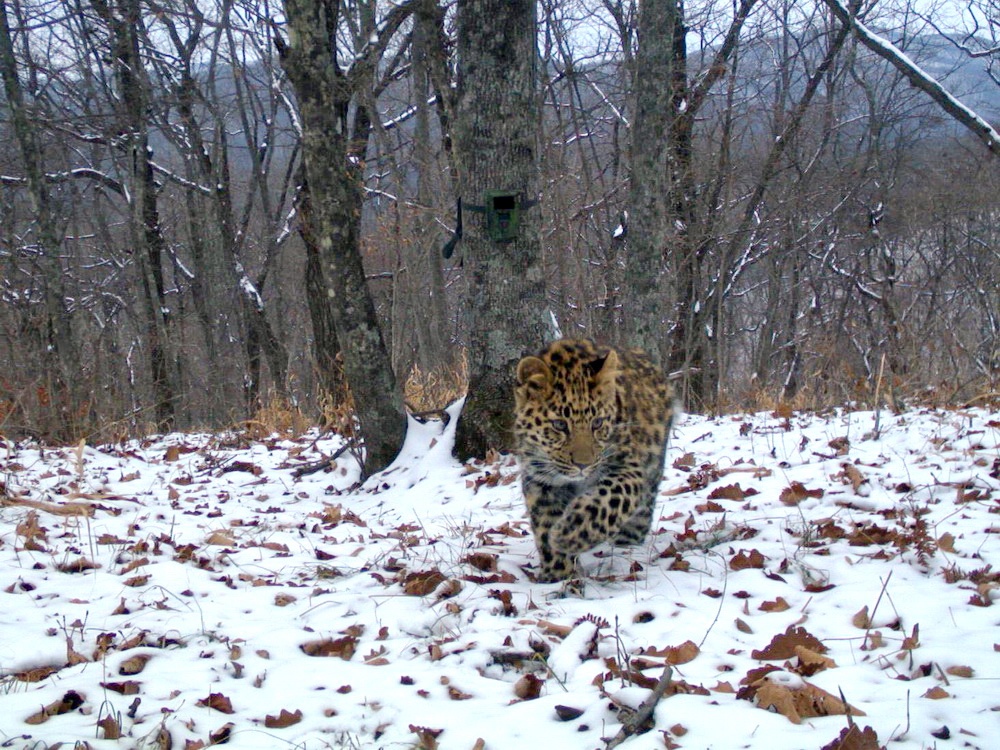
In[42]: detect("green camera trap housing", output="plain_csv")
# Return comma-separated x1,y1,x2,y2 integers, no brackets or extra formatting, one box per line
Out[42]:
485,190,521,242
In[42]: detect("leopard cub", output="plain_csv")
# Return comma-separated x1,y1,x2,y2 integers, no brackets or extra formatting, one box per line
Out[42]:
513,338,674,581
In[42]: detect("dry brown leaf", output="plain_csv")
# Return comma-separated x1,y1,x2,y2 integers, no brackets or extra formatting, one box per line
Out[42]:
945,665,974,678
119,631,148,650
435,578,463,600
513,673,543,700
205,530,237,547
264,708,303,728
922,686,950,699
827,436,851,456
403,569,447,596
735,618,753,634
6,497,94,518
794,646,836,675
208,722,234,744
100,680,141,695
752,626,827,660
66,637,90,666
937,533,956,553
641,640,700,665
841,463,868,493
708,483,753,501
197,692,235,714
730,549,766,570
24,690,86,724
673,452,697,468
696,500,726,513
446,684,473,701
863,631,885,650
779,482,824,505
901,623,920,651
464,552,498,572
300,636,357,660
852,605,871,629
819,724,883,750
141,726,172,750
97,714,122,739
753,673,864,724
364,647,390,666
13,666,59,683
409,725,442,750
522,619,573,638
56,557,99,573
758,596,791,613
118,654,151,675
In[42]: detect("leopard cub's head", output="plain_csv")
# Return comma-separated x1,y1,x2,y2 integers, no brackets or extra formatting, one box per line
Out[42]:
513,339,619,480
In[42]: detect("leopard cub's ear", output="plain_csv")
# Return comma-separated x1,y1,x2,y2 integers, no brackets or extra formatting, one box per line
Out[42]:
516,356,553,400
590,349,620,385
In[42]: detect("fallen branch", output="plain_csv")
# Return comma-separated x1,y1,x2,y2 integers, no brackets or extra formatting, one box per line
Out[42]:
291,440,358,478
604,666,673,748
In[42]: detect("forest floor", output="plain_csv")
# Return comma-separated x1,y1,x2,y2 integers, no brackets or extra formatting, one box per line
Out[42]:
0,405,998,750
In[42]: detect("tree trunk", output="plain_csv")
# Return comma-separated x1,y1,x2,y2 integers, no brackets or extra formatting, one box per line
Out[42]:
91,0,176,430
278,0,406,475
452,0,552,459
624,0,690,365
297,169,345,401
410,0,453,375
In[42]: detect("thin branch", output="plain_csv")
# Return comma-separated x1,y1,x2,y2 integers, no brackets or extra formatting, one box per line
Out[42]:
823,0,1000,155
1,168,125,196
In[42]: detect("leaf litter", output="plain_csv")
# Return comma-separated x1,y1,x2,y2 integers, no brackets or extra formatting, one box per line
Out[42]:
0,406,997,749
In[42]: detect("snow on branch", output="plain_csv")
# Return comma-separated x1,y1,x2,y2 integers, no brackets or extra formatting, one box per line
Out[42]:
823,0,1000,155
1,168,126,196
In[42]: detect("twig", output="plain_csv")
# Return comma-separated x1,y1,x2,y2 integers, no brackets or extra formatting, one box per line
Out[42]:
603,666,673,748
291,439,358,478
862,570,892,650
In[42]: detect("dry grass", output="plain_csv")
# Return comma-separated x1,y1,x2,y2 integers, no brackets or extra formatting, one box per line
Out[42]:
403,352,468,413
319,386,358,440
244,392,313,440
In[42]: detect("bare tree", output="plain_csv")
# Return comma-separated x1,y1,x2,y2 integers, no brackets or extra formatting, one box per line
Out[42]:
88,0,178,429
623,0,757,406
276,0,411,473
0,0,85,439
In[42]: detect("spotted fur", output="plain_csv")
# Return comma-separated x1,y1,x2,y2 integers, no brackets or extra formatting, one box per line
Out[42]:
513,339,674,581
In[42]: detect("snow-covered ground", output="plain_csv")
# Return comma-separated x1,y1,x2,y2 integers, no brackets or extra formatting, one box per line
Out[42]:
0,405,997,749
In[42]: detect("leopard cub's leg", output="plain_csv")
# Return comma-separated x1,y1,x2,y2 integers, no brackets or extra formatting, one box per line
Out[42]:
612,467,662,544
525,481,577,581
535,528,576,582
548,468,644,554
612,500,653,545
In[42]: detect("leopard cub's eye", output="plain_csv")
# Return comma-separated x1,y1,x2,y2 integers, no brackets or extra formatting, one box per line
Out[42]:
549,418,569,433
591,417,606,430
